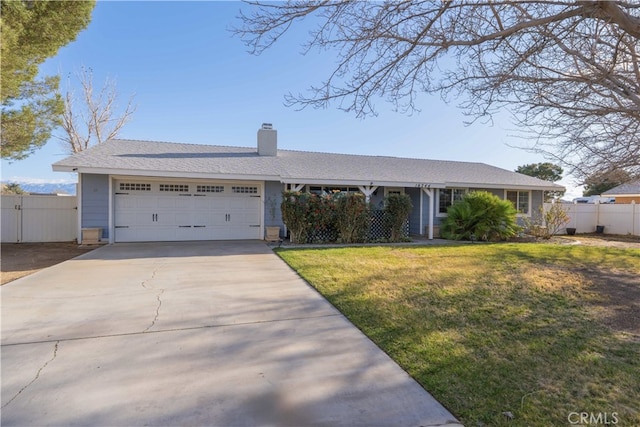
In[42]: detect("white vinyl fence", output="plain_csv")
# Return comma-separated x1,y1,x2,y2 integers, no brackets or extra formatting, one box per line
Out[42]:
1,195,78,243
544,202,640,236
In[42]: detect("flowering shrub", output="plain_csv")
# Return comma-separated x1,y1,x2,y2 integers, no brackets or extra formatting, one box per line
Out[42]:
281,191,337,243
307,193,338,242
335,193,370,243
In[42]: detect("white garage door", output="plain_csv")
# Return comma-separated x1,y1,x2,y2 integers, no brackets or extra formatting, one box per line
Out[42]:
114,180,262,242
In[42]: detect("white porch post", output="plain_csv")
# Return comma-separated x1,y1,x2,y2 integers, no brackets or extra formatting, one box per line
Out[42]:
77,174,83,244
358,185,378,203
422,188,434,240
419,190,423,235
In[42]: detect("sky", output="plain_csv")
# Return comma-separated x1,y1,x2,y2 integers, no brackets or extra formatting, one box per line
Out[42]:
1,1,582,198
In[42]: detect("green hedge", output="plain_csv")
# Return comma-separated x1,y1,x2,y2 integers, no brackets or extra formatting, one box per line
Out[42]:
281,191,412,243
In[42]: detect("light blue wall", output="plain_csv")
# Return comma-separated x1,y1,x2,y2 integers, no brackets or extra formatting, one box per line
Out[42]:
406,187,422,235
264,181,284,228
81,174,110,239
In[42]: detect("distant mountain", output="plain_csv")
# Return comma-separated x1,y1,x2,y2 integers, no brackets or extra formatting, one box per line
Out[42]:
1,181,77,195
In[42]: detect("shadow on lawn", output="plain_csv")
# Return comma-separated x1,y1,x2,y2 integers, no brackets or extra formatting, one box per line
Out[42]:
314,250,640,427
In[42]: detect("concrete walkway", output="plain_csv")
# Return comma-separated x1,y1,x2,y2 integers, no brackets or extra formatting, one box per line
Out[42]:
1,241,461,426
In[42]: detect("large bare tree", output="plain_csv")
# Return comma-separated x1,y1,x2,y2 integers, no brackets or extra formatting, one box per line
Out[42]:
59,67,136,153
236,1,640,181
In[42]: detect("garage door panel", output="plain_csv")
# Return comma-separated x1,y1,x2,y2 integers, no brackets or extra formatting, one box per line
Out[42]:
116,197,138,209
135,198,157,209
114,180,262,242
157,196,184,209
114,212,139,226
157,212,191,226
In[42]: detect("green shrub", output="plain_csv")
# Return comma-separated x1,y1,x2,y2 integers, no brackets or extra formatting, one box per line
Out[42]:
281,191,312,243
307,193,338,242
384,194,413,242
441,191,519,241
335,193,370,243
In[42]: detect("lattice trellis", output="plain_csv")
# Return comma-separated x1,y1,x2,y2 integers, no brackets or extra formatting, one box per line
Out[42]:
303,210,409,243
368,210,409,241
307,226,338,243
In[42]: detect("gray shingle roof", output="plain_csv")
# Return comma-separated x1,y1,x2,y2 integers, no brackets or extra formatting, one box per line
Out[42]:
52,139,562,190
602,180,640,196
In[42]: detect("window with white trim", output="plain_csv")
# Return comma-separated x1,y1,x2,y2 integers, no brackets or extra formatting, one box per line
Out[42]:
309,186,361,195
384,187,404,196
438,188,467,214
506,190,530,214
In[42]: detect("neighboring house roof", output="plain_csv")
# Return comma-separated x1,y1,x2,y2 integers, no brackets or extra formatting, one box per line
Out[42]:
602,180,640,196
52,139,563,191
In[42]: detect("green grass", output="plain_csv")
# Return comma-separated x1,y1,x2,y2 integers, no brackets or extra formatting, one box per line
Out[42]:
276,243,640,427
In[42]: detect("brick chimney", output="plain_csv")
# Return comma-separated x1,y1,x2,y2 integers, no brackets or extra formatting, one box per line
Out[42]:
257,123,277,156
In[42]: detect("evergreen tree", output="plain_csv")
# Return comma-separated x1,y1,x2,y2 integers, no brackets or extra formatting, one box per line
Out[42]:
1,0,95,160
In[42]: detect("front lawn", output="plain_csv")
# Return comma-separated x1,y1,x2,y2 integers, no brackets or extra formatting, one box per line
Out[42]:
276,244,640,426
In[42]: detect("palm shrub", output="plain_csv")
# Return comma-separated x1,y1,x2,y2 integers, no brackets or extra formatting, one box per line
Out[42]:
384,193,413,242
335,193,370,243
441,191,519,241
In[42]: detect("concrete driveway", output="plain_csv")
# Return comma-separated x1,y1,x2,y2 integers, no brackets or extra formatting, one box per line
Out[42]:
1,241,461,426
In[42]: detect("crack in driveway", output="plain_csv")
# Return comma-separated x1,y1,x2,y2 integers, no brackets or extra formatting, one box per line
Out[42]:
143,289,165,332
2,341,59,409
140,264,163,290
140,265,165,333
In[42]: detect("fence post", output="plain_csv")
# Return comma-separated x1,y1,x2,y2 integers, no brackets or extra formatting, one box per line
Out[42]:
633,200,637,236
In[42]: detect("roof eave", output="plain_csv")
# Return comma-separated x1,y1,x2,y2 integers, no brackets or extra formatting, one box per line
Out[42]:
53,165,280,181
279,177,447,188
444,182,565,191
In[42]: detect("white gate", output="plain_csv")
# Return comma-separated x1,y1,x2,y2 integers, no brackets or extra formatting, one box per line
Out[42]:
1,195,78,243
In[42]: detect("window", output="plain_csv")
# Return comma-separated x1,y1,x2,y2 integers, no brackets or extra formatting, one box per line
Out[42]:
196,185,224,193
232,186,258,194
119,183,151,191
506,190,530,214
309,186,361,195
160,184,189,192
438,188,467,214
385,187,404,197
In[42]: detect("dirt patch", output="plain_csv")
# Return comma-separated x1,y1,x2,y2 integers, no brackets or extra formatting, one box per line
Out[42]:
584,268,640,339
1,243,97,285
536,234,640,337
555,233,640,249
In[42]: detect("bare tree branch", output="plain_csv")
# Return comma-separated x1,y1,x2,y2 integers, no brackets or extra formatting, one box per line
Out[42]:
58,66,136,153
235,1,640,182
